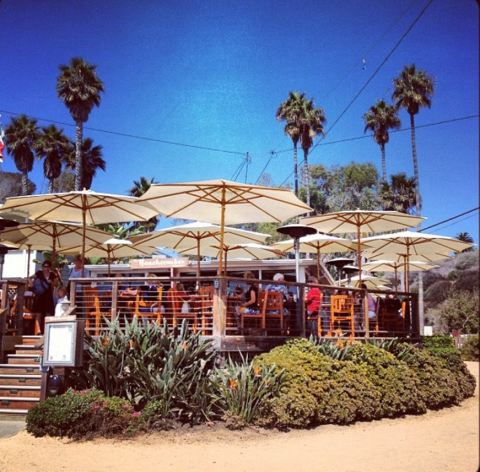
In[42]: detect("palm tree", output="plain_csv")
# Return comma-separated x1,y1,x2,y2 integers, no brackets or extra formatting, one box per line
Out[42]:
35,124,71,193
456,232,475,252
276,92,304,197
299,98,326,207
379,172,416,214
65,137,106,190
4,114,40,195
363,99,401,182
127,176,159,232
392,64,434,216
57,57,104,191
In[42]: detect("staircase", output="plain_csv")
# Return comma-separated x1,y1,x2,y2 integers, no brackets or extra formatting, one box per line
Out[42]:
0,336,42,415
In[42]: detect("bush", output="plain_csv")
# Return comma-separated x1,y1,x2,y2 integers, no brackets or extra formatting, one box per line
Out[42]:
421,334,455,350
26,388,143,439
71,318,217,425
461,334,479,361
341,343,426,417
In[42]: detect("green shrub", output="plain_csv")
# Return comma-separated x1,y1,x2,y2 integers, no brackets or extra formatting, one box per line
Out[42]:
26,388,143,439
428,349,476,401
461,334,479,361
342,343,427,417
210,354,283,429
71,318,217,424
421,334,455,350
391,343,464,409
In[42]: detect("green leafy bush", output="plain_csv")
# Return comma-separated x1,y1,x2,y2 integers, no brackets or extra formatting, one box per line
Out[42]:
72,318,217,425
26,388,143,438
421,334,455,350
210,354,283,429
461,334,479,361
341,343,426,417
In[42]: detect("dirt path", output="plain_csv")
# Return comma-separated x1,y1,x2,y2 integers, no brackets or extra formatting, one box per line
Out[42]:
0,362,478,472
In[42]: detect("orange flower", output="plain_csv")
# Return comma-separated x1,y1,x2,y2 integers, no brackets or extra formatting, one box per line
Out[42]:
264,378,269,386
182,341,188,351
335,328,343,336
348,334,355,345
253,365,261,376
129,340,134,349
337,339,345,349
102,337,108,346
325,331,333,338
229,379,238,389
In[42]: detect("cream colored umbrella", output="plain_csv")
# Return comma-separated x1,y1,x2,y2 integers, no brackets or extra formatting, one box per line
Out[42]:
363,259,438,293
340,274,390,289
129,221,270,277
138,179,312,275
300,210,426,283
272,233,362,280
358,230,474,291
0,190,159,275
62,238,157,277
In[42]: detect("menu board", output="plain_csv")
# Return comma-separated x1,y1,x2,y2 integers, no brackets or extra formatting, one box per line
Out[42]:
43,317,82,367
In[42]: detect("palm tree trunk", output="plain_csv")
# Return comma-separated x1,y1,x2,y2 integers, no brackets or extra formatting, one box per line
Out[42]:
410,113,421,217
303,147,311,208
410,112,425,334
22,171,28,195
293,142,298,197
75,121,83,191
381,144,387,182
48,179,54,194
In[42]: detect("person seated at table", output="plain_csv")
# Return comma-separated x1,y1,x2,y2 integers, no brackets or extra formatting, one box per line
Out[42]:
361,283,377,320
236,271,260,315
305,276,323,332
266,273,289,300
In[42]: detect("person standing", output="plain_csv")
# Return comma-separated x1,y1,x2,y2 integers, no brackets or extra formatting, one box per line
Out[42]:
31,260,58,334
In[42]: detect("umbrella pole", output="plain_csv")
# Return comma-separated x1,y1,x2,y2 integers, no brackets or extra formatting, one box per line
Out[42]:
52,225,57,272
357,226,362,284
81,206,86,278
316,247,320,280
107,250,111,278
196,239,201,278
394,265,398,296
26,244,32,279
218,189,226,276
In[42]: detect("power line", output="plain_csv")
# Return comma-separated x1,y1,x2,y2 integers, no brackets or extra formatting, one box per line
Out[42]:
309,0,435,156
419,207,479,232
0,108,245,157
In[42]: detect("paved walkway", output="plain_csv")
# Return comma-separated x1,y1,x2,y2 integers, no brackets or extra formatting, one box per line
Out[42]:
0,417,26,438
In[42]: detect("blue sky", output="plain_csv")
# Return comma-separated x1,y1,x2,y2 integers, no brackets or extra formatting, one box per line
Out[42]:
1,0,478,244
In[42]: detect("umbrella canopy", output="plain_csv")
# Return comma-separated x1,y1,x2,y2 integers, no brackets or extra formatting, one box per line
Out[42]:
62,238,157,276
363,259,438,292
129,221,270,276
0,190,159,275
181,242,284,273
300,210,426,283
0,216,20,231
138,179,312,274
271,233,360,280
358,230,474,291
340,274,390,289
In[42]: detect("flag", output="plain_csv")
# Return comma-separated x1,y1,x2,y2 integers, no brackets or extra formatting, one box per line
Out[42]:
0,135,4,163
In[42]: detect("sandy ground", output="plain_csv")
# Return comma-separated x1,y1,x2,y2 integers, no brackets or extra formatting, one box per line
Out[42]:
0,362,478,472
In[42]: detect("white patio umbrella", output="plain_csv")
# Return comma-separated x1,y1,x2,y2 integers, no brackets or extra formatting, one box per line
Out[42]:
362,259,438,293
138,179,312,275
62,238,157,276
0,221,115,271
340,274,390,289
129,221,270,276
300,210,426,283
358,230,474,292
0,190,159,275
271,233,361,280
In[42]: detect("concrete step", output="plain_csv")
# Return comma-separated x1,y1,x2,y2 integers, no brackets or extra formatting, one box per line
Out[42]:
20,336,43,346
7,354,41,365
0,385,41,398
0,408,29,415
14,348,43,355
0,374,42,386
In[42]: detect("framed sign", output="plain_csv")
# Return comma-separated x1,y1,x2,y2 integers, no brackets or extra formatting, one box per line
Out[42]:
43,316,84,367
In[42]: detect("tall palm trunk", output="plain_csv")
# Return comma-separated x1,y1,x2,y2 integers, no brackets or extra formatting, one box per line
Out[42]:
303,148,311,208
380,144,387,182
409,113,421,216
293,141,299,197
48,179,54,194
22,170,28,196
75,121,83,191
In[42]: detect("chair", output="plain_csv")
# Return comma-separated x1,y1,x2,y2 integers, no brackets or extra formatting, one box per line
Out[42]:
377,297,404,333
330,295,355,335
84,287,102,335
198,285,214,334
166,287,198,330
133,286,163,323
240,290,265,334
262,291,284,334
